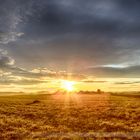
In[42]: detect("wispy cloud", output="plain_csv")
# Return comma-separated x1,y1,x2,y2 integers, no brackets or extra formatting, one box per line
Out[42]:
0,49,87,87
114,81,140,85
0,32,24,44
80,65,140,78
81,80,107,83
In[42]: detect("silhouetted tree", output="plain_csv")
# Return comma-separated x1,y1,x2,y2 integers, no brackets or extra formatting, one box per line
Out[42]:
97,89,101,94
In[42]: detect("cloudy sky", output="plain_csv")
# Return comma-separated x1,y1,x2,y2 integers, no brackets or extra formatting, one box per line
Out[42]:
0,0,140,92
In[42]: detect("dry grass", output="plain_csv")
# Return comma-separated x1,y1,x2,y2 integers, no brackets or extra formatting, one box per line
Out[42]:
0,92,139,139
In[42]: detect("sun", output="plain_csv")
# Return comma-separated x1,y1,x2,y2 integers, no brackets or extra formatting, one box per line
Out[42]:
61,80,76,92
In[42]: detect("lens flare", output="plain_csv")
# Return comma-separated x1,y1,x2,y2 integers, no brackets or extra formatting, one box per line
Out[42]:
61,80,75,92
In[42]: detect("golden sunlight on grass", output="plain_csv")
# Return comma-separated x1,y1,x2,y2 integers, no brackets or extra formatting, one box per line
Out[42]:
0,93,140,139
61,80,76,92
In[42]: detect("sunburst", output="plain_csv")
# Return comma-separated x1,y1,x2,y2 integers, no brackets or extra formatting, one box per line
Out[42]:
61,80,76,92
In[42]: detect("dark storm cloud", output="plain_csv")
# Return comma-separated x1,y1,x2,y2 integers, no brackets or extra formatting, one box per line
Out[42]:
21,0,140,38
1,0,140,42
0,0,30,44
1,0,140,78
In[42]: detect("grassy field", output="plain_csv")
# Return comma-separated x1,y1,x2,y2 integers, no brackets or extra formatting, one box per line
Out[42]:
0,92,140,139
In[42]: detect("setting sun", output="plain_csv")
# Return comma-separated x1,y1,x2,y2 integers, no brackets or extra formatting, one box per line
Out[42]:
61,80,76,92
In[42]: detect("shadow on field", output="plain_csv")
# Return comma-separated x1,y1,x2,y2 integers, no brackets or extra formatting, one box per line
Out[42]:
26,100,41,105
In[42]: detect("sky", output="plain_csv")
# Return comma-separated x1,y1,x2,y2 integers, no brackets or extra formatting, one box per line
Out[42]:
0,0,140,92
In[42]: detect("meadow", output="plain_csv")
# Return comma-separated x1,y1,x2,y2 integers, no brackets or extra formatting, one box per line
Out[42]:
0,92,140,139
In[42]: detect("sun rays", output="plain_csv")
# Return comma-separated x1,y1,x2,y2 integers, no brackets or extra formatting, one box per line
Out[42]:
61,80,76,92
